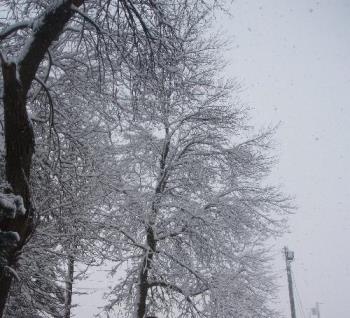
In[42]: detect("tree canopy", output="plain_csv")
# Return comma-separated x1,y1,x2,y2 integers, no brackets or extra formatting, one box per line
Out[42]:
0,1,290,317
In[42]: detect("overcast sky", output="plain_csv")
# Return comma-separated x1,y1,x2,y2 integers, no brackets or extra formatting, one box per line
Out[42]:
220,1,350,317
74,1,350,317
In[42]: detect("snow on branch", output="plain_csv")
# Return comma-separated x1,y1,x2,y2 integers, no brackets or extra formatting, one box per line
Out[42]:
0,191,26,220
0,184,25,279
70,5,102,34
0,20,32,43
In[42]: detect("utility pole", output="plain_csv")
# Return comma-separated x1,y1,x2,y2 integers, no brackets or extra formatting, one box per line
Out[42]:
315,303,321,318
284,246,297,318
311,302,321,318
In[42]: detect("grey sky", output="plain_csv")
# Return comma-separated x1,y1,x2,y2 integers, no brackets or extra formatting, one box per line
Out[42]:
74,1,350,317
221,1,350,317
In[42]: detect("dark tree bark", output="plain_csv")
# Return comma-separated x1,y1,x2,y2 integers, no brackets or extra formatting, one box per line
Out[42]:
64,255,75,318
136,226,157,318
136,136,169,318
0,1,83,315
0,61,35,316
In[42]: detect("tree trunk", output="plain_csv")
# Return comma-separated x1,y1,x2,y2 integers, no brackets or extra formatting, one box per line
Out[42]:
0,276,12,318
136,258,149,318
135,227,157,318
64,255,75,318
0,61,34,318
0,1,84,315
135,134,169,317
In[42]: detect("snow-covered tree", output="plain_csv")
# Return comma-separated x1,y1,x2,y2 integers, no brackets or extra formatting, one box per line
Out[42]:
101,11,290,317
0,0,224,315
0,1,292,317
0,48,117,316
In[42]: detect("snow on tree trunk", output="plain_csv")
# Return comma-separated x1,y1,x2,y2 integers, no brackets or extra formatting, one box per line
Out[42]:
0,1,84,315
0,60,34,318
